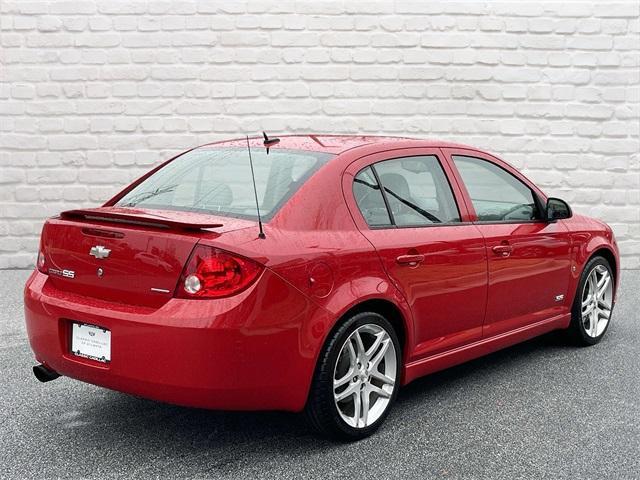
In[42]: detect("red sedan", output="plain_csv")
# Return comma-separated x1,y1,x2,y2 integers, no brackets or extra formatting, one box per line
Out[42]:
25,135,619,439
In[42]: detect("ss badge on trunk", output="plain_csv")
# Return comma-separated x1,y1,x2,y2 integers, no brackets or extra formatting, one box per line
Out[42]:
48,268,75,279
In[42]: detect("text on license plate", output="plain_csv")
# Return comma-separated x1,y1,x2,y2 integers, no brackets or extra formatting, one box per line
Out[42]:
71,323,111,363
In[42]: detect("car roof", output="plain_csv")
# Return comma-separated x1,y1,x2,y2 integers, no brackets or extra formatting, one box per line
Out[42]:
202,134,474,155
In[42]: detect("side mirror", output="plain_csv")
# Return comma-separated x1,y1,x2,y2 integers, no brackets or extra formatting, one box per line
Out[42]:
545,197,572,222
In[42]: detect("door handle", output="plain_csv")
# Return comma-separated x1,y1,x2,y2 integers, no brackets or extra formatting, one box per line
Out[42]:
396,254,425,266
492,245,513,257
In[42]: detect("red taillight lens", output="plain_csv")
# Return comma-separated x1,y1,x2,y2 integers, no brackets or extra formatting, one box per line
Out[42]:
176,245,263,299
37,250,47,274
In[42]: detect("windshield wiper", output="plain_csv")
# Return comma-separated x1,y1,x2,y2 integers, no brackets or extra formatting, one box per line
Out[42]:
353,178,442,223
121,184,177,207
383,187,442,223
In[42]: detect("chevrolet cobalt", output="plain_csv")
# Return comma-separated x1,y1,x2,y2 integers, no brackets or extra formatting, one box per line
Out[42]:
25,135,619,439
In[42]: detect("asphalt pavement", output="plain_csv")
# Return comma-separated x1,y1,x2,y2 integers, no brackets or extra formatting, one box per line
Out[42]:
1,269,638,480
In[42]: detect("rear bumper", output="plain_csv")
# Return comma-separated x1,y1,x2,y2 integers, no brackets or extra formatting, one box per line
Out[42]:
24,269,330,412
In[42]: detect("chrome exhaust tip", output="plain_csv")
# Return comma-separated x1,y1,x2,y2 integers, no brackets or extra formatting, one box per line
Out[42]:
33,364,60,383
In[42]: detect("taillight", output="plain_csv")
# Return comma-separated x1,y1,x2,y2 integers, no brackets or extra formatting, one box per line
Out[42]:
37,222,49,275
175,245,263,299
37,250,47,274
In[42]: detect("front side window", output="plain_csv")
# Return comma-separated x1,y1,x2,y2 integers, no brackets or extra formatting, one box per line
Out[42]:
116,148,332,220
374,156,461,227
452,155,539,222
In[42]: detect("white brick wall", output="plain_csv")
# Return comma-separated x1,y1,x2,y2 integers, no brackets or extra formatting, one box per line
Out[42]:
1,1,639,269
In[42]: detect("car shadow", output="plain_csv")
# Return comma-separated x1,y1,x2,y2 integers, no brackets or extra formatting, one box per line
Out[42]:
397,330,570,402
56,329,584,470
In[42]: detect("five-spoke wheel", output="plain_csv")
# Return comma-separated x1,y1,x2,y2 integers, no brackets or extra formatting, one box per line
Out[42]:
570,256,615,345
333,324,397,429
306,312,401,440
580,264,613,338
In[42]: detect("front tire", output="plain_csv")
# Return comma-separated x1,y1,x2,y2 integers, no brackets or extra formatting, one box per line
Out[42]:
305,312,401,440
568,256,615,346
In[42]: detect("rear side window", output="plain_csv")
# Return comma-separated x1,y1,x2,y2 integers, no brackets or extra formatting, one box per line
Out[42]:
452,155,539,222
116,148,332,220
353,167,392,227
353,155,461,227
375,156,460,226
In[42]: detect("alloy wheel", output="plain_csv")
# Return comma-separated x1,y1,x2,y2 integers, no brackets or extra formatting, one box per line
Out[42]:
581,264,613,338
332,323,397,428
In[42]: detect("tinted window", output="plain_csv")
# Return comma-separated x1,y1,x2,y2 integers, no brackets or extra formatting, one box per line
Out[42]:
353,167,392,227
374,155,460,226
453,155,539,222
117,148,332,220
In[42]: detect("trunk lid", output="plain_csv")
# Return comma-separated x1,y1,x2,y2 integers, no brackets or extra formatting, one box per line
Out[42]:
41,207,255,308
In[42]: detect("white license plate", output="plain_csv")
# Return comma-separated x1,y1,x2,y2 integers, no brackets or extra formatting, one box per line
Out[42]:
71,323,111,363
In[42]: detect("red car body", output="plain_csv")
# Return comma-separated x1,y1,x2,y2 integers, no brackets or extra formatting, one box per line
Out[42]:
24,135,620,412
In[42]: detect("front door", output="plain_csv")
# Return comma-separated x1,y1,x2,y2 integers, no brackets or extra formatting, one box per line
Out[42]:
444,149,572,338
345,149,488,360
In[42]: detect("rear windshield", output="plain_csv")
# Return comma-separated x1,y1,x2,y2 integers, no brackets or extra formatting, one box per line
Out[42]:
116,147,332,220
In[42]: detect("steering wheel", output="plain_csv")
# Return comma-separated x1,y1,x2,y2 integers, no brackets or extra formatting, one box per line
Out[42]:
498,203,535,221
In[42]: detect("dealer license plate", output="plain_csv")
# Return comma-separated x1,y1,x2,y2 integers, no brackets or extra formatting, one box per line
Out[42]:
71,323,111,363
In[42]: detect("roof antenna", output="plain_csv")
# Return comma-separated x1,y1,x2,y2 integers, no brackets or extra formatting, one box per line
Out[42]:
262,131,280,154
246,136,266,239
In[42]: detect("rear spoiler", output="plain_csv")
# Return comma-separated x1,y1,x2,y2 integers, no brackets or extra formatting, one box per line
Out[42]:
60,208,223,231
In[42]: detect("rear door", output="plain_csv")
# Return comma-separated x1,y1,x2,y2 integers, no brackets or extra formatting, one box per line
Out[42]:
442,148,572,338
344,148,488,360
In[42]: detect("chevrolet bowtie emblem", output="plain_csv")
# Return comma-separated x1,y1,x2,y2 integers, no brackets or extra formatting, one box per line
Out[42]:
89,245,111,259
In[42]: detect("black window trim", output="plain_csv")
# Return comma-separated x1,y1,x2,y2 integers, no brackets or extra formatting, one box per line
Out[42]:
353,154,464,230
352,168,394,228
369,164,396,227
451,154,547,225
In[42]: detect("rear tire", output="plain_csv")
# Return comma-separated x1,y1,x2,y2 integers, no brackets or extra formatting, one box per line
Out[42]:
568,256,615,346
305,312,401,441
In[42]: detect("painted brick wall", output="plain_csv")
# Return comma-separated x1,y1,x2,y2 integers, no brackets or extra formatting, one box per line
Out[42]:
1,1,639,269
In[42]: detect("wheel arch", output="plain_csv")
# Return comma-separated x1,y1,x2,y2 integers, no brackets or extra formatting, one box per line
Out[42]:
588,247,618,289
567,243,619,310
310,295,413,390
336,298,409,355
